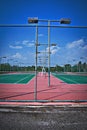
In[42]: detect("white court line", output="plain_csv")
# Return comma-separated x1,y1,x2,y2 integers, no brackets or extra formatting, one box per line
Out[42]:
0,74,35,84
27,75,35,84
60,76,80,84
52,74,68,84
15,76,29,84
53,73,80,84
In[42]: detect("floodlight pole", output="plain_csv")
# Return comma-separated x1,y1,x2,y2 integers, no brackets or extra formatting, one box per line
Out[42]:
34,25,38,101
48,20,50,86
28,17,71,89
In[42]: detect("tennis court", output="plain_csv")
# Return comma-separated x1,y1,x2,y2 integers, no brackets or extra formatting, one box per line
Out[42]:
0,73,35,84
52,73,87,84
0,72,87,102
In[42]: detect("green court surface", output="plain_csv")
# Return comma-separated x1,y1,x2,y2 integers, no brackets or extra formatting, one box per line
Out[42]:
53,73,87,84
0,73,35,84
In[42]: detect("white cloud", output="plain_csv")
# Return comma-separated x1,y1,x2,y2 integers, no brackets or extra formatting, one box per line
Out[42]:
9,40,35,49
31,40,35,42
58,38,87,65
15,41,20,45
38,34,44,37
22,40,29,45
22,40,34,47
12,53,22,59
82,45,87,50
67,39,84,49
46,46,60,55
9,45,22,49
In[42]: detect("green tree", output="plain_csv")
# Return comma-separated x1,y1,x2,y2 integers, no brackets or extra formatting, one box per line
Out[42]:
78,61,82,72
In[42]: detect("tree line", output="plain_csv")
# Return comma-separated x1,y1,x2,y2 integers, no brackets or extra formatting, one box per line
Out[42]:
0,61,87,73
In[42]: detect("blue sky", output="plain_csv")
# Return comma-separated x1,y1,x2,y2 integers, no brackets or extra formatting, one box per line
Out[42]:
0,0,87,67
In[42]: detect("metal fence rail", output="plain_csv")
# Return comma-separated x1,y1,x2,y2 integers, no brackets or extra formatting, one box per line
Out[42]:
0,24,87,28
0,99,87,103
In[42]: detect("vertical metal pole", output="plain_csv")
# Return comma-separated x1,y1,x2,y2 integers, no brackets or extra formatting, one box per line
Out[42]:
48,20,50,86
34,25,38,100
